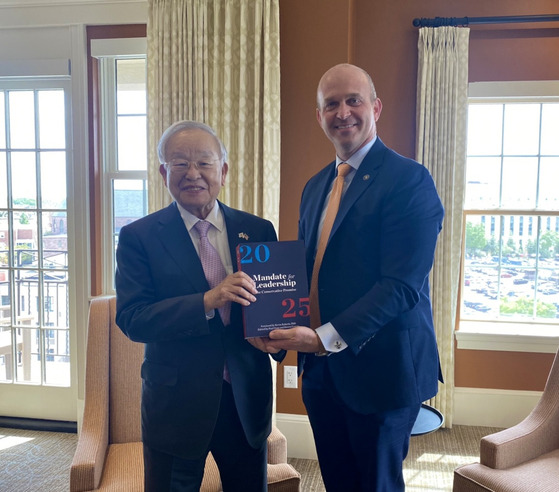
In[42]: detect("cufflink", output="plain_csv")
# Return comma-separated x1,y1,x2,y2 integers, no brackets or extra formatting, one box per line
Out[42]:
334,340,343,350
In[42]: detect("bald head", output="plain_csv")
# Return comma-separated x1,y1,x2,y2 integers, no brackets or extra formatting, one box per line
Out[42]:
317,64,377,109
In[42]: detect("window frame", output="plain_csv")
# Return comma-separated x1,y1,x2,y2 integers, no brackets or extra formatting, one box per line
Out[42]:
97,55,148,293
87,26,147,296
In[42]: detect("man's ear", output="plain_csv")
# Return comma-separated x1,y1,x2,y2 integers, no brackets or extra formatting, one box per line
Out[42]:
221,162,229,186
373,98,383,122
159,164,169,188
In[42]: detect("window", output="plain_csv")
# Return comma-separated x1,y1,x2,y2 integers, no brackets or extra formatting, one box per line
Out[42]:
459,82,559,349
97,53,148,291
0,82,71,385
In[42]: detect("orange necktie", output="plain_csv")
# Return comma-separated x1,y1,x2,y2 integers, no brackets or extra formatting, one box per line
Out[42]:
309,163,352,329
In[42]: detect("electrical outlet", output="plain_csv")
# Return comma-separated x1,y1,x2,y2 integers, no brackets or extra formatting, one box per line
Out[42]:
284,365,298,389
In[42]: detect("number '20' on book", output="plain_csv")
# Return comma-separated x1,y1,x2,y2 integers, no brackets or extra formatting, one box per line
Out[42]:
236,240,309,338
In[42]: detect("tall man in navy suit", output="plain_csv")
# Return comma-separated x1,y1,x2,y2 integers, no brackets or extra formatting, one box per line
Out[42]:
115,120,278,492
266,64,444,491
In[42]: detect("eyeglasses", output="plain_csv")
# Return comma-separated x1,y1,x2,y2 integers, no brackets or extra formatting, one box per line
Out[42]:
165,159,221,174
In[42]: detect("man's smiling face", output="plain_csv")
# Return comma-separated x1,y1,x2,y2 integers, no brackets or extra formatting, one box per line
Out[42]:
316,64,382,161
159,128,228,219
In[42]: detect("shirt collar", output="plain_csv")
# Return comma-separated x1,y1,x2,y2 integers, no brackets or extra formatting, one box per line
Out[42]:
336,135,377,171
176,201,225,233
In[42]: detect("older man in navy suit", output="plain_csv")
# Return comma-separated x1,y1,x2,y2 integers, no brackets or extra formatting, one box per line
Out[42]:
115,121,278,492
265,64,444,491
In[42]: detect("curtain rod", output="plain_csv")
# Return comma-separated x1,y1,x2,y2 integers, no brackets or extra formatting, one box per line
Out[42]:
413,14,559,28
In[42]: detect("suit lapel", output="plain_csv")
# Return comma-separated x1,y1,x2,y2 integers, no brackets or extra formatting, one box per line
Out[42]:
328,139,385,242
157,203,209,292
220,202,251,272
307,162,337,256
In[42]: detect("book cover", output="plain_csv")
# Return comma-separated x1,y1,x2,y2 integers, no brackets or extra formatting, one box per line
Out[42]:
236,240,309,338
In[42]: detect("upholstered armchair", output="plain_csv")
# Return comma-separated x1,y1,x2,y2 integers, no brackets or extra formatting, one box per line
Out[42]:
453,346,559,492
70,295,300,491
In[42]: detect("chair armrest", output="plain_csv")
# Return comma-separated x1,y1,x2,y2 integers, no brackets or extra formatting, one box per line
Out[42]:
70,297,112,491
70,413,109,492
267,425,288,464
267,463,301,492
480,401,559,469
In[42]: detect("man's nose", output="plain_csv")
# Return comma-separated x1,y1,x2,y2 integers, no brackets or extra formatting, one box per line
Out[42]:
336,103,351,120
184,164,202,179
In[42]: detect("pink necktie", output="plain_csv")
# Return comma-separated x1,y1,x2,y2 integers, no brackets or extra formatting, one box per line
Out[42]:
194,220,230,326
194,220,231,382
309,163,352,329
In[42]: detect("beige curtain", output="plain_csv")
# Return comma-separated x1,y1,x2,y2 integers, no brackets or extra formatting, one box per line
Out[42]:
416,26,470,428
146,0,281,229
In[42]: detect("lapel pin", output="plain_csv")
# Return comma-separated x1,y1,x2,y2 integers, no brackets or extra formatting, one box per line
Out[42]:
363,174,370,181
238,232,249,240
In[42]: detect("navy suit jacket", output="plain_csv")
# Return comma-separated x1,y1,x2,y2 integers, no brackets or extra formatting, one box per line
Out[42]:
115,201,277,460
298,138,444,414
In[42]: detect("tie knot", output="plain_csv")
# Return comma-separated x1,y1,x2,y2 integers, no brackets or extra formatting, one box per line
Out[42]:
194,220,211,237
337,163,352,178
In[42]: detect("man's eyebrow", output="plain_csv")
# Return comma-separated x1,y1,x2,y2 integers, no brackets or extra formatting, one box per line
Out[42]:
323,93,361,103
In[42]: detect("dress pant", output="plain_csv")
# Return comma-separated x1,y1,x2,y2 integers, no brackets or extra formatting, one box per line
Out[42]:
143,381,267,492
302,355,420,492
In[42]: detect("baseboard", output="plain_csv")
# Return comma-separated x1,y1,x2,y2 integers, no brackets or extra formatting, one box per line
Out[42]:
276,413,317,460
277,388,543,459
453,387,542,427
0,416,77,433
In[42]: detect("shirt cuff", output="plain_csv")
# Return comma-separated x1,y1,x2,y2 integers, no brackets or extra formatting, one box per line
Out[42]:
316,323,347,353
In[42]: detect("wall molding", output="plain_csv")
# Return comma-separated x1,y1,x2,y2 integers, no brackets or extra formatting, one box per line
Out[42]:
0,0,144,7
277,388,543,459
454,387,542,428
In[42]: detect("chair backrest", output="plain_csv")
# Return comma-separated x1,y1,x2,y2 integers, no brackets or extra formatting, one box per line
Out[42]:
103,296,144,444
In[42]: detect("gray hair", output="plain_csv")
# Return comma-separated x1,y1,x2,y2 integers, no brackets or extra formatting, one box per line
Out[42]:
157,120,228,164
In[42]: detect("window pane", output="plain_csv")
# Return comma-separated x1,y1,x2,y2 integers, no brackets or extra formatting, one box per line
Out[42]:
40,151,67,209
117,115,147,171
0,152,7,208
467,104,503,155
0,326,12,382
501,157,537,208
116,58,146,114
113,179,147,234
465,157,500,208
42,211,68,268
541,104,559,155
503,104,540,156
539,157,559,210
11,152,37,208
42,270,68,328
12,209,38,268
9,91,36,149
44,328,70,386
0,92,5,148
15,328,40,384
38,90,66,149
14,268,40,328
